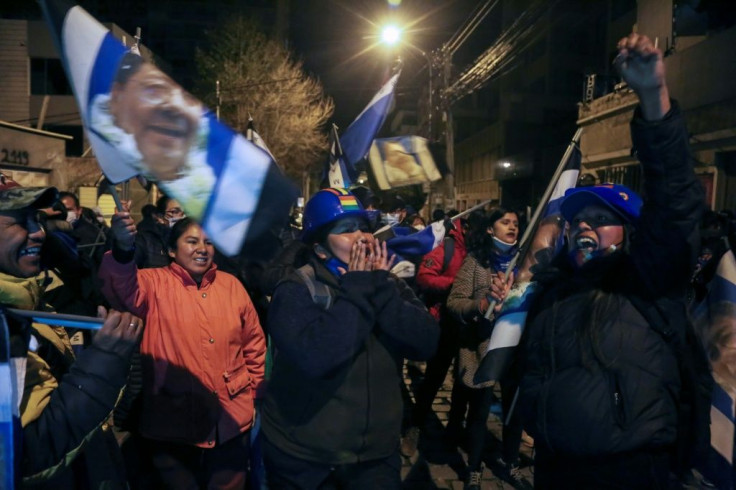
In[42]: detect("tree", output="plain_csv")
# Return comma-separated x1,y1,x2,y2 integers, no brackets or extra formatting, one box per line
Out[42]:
194,16,334,183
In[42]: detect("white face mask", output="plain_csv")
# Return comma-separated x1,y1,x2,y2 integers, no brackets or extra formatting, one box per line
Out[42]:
414,224,426,231
384,213,400,227
167,215,185,227
65,210,78,224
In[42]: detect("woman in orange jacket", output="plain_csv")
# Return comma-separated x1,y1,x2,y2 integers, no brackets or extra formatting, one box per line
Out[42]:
100,211,266,489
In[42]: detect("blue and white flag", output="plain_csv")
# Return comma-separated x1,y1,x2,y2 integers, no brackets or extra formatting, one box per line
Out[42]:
475,138,581,384
340,71,401,167
326,124,355,189
692,249,736,489
39,0,297,257
386,221,446,260
369,136,442,190
246,116,276,163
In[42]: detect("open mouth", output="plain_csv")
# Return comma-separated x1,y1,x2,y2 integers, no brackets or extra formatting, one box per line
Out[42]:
193,257,209,264
19,247,41,258
148,116,191,139
575,236,598,251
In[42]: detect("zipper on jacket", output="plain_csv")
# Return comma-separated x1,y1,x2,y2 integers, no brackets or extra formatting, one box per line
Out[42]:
610,372,627,428
357,338,371,462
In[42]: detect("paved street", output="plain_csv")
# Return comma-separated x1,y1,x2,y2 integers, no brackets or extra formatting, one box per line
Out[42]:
400,362,535,489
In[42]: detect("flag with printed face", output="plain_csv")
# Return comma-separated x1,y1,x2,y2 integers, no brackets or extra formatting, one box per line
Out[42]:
39,0,297,257
340,71,401,167
692,249,736,489
474,140,581,384
326,123,355,189
368,136,443,190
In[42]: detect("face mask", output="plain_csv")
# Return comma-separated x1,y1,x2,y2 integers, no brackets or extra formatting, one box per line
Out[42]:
365,210,381,231
384,213,400,227
65,210,78,224
414,224,426,231
492,235,516,253
167,215,185,228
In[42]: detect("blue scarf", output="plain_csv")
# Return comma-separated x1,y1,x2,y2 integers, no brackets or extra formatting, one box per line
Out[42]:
323,257,348,278
490,243,518,273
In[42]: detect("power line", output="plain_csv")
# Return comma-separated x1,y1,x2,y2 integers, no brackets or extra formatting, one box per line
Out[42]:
445,0,499,56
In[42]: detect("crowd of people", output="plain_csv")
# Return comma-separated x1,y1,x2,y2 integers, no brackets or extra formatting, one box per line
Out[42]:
0,32,731,490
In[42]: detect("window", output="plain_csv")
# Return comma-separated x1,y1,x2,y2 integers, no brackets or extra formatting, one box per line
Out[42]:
31,59,73,95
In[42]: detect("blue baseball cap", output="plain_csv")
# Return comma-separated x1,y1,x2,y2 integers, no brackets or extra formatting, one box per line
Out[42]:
560,183,642,224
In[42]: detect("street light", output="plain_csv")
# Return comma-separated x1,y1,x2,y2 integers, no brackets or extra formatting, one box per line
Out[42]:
380,25,401,46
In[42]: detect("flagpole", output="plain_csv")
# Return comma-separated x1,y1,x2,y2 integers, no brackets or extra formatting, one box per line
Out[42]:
449,199,493,222
484,127,583,320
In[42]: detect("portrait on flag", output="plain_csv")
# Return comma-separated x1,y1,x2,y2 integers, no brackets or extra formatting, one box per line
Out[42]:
88,51,215,220
40,2,297,257
369,136,442,190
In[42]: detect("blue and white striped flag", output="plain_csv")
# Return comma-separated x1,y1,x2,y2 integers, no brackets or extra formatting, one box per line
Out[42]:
40,0,297,257
386,221,446,260
693,249,736,489
326,123,355,189
246,116,276,163
474,138,581,384
340,71,401,167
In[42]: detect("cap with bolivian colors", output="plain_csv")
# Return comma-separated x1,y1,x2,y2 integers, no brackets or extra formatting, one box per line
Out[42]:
0,174,59,212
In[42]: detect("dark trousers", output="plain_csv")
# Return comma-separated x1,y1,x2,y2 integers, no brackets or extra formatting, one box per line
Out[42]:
534,445,671,490
146,430,250,490
411,318,462,428
455,381,524,471
262,436,401,490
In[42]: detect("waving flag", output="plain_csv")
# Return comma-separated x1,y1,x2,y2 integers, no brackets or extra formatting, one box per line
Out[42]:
369,136,443,190
474,130,582,384
326,123,355,188
340,71,401,167
386,221,447,259
39,0,297,257
0,313,18,489
246,116,276,162
692,248,736,489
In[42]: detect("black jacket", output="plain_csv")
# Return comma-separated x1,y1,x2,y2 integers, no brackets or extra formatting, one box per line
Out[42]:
262,256,438,464
134,218,170,269
519,102,704,456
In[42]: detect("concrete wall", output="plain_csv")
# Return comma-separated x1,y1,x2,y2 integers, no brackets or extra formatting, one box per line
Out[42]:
0,20,30,124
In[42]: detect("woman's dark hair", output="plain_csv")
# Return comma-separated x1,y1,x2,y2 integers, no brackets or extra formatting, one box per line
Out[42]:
466,207,518,267
113,52,145,86
155,194,172,214
167,217,197,251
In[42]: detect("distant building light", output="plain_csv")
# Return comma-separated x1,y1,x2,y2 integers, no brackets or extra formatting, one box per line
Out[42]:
501,161,512,168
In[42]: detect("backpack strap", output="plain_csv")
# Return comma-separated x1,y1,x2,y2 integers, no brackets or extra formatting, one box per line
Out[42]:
295,264,333,310
440,236,455,274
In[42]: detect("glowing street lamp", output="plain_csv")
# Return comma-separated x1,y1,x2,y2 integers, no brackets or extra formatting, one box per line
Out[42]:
380,25,401,46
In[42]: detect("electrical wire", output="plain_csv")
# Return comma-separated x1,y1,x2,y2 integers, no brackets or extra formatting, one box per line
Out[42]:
446,0,499,56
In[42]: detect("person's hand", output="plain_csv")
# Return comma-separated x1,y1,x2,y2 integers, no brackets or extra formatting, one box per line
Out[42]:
613,33,670,120
91,306,143,358
110,201,137,251
489,270,514,312
337,239,369,274
367,239,396,272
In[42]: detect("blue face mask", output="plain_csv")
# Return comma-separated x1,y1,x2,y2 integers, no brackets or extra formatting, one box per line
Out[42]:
365,210,381,231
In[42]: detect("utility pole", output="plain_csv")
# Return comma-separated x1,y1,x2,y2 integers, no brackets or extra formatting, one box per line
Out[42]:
440,49,455,210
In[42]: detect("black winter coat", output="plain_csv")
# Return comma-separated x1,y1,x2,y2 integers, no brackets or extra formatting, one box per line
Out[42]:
519,102,704,456
262,256,439,465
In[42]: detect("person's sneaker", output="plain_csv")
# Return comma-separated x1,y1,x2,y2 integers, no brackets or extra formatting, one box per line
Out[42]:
464,467,483,490
400,426,420,457
494,457,533,490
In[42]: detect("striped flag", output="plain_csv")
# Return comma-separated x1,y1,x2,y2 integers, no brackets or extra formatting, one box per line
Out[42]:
340,71,401,168
326,123,355,188
39,0,297,257
474,137,581,384
386,221,447,259
692,249,736,488
246,116,276,162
